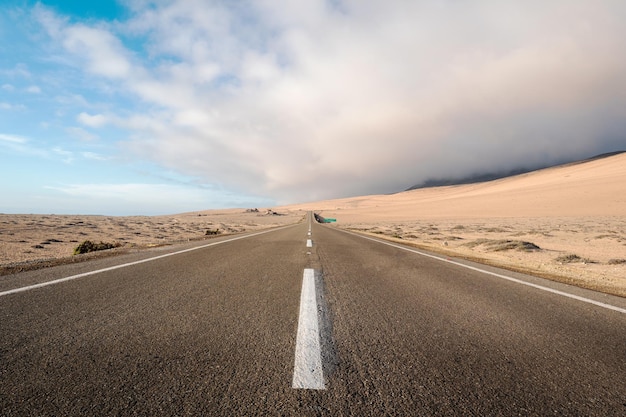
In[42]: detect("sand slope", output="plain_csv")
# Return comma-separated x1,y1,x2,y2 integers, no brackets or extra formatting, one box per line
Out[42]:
284,153,626,219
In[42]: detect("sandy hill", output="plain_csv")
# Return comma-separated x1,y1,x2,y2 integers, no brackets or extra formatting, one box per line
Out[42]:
281,153,626,296
282,152,626,220
405,151,625,190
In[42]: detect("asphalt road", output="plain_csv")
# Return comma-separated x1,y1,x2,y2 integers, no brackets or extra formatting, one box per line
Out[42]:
1,213,625,416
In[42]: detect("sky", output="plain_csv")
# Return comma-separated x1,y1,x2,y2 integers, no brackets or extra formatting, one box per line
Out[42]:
1,1,625,215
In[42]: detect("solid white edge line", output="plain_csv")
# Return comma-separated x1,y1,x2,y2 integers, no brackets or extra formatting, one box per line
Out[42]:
0,226,293,297
344,231,626,315
292,268,325,389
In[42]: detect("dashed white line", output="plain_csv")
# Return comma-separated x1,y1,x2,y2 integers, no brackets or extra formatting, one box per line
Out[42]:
306,239,313,247
292,268,325,389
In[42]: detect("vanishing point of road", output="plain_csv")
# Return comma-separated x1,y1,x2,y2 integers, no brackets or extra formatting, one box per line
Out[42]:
1,212,625,415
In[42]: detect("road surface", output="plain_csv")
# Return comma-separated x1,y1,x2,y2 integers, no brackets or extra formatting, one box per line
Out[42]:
1,213,625,415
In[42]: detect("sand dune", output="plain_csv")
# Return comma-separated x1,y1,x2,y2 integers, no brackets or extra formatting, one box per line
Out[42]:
280,153,626,296
283,153,626,219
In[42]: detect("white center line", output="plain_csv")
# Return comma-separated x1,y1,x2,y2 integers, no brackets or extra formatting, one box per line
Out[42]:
292,269,325,390
306,239,313,247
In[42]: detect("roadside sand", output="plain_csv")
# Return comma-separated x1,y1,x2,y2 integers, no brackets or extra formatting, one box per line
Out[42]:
0,209,302,274
281,154,626,297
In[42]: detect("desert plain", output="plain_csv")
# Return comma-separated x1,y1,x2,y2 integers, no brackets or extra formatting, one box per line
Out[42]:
0,209,301,275
1,153,625,297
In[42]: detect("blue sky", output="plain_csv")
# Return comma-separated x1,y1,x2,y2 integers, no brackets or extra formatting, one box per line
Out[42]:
2,1,626,215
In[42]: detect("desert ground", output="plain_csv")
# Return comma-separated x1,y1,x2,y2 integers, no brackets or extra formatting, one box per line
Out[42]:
280,153,626,297
0,209,302,275
1,153,624,297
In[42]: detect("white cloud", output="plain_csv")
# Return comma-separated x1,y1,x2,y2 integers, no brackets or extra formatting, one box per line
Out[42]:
55,94,90,107
0,102,26,111
2,84,15,91
47,183,192,200
42,182,260,215
81,151,108,161
0,63,31,78
66,126,99,141
77,112,108,127
25,85,41,94
52,147,74,163
0,133,28,143
65,26,132,78
32,1,626,203
35,5,133,79
0,133,48,158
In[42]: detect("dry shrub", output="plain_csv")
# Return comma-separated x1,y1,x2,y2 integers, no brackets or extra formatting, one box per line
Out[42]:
465,239,540,252
491,240,541,252
555,254,594,264
73,240,121,255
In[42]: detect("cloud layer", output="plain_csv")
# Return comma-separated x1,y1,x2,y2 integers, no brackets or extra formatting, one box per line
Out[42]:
34,0,626,203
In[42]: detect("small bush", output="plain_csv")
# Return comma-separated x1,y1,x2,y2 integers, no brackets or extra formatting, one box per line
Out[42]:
205,229,221,236
464,239,540,252
491,240,541,252
555,254,594,264
73,240,120,255
608,258,626,265
555,254,581,263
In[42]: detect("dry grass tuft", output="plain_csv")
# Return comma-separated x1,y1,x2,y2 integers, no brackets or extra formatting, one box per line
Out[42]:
464,239,541,252
555,254,594,264
73,240,121,255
